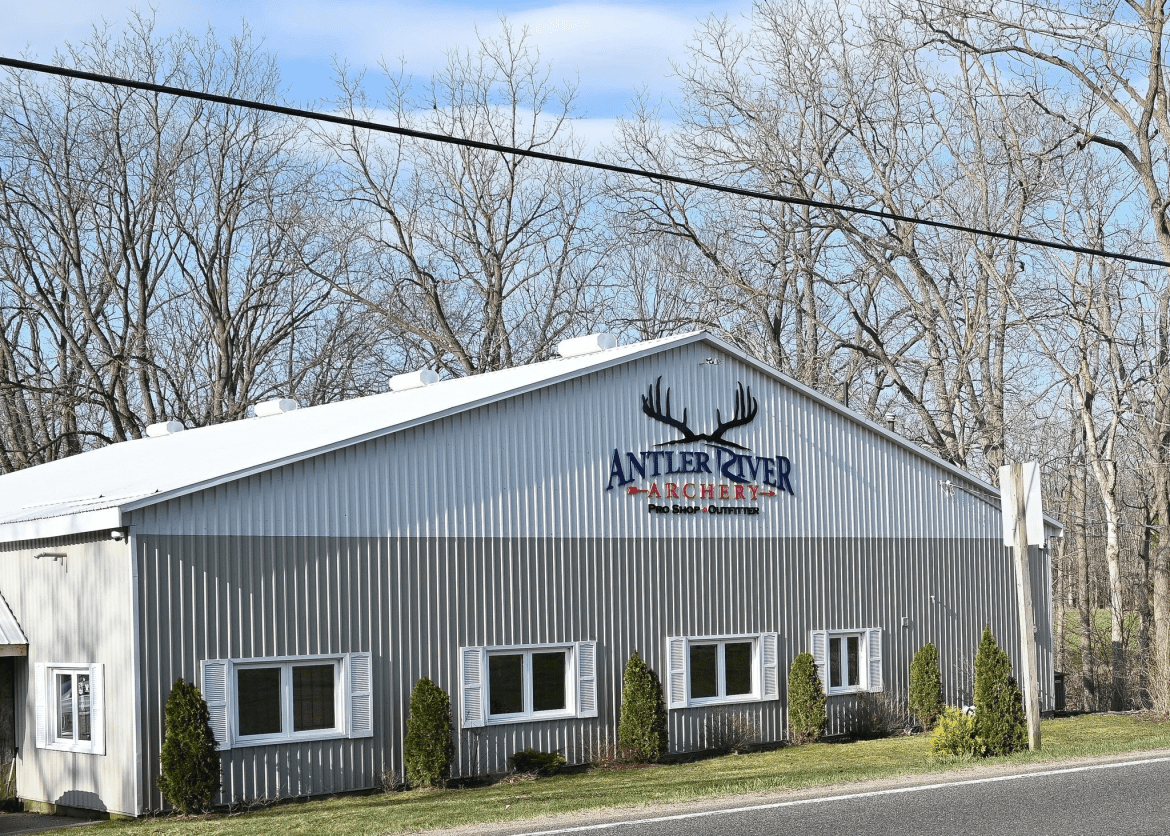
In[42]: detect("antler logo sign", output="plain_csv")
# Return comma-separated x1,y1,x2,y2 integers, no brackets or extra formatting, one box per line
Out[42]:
607,377,794,517
641,377,757,450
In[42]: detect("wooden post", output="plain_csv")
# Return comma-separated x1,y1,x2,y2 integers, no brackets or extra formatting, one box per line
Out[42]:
1011,463,1042,750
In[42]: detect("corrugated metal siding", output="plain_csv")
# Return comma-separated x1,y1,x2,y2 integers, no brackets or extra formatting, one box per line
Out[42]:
124,341,1053,803
0,533,137,815
131,344,1003,540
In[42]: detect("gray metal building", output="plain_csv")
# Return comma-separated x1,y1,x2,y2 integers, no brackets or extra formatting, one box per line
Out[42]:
0,331,1058,817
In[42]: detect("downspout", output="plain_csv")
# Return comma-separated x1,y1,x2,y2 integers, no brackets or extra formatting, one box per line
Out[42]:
126,524,143,815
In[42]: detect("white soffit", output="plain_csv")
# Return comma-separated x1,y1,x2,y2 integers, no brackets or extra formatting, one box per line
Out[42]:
0,590,27,656
0,330,1054,541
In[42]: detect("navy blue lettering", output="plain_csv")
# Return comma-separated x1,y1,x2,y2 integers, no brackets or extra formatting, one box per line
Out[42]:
743,455,763,481
665,451,677,474
680,451,695,472
716,446,749,484
762,456,776,487
626,452,647,481
695,451,712,474
607,449,631,490
777,456,794,495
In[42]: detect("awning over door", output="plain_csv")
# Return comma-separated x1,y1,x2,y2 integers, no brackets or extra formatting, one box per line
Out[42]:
0,591,26,656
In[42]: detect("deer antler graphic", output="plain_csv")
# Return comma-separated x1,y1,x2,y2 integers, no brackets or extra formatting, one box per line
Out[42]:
709,382,758,445
641,377,757,450
642,377,698,443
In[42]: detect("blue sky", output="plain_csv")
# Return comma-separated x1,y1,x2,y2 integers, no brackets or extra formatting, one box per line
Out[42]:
3,0,752,141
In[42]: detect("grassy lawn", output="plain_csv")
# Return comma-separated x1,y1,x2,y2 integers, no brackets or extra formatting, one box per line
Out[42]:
92,714,1170,836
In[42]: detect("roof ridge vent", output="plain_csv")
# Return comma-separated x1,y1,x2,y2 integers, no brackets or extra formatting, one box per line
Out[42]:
557,333,618,358
389,369,439,392
145,420,185,438
254,398,299,418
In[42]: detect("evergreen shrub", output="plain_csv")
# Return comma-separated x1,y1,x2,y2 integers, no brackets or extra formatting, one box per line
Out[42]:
403,677,454,788
929,706,986,758
909,642,945,731
510,749,566,774
788,653,826,744
157,678,221,814
973,627,1026,755
616,651,669,762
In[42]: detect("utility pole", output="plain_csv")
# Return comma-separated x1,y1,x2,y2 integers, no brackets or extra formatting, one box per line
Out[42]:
1001,462,1043,750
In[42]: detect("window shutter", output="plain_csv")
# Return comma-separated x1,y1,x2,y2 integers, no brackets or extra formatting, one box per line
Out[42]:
460,647,486,728
34,662,47,749
88,664,106,755
760,633,780,700
348,652,374,738
200,659,232,750
666,636,688,709
810,630,828,691
576,642,598,718
867,628,883,692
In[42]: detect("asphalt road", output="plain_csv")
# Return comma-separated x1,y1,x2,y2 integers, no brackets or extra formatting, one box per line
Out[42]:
505,756,1170,836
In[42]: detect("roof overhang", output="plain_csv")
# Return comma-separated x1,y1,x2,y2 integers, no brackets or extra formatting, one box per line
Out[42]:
0,506,122,545
0,591,27,656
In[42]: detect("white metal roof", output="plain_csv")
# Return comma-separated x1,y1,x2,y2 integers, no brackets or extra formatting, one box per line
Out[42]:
0,589,27,653
0,331,1057,542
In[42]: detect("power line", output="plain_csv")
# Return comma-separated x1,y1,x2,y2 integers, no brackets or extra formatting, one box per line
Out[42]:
0,54,1168,270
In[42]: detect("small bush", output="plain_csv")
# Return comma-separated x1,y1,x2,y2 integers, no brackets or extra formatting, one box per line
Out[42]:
157,678,221,814
909,643,945,731
929,706,986,758
851,691,912,739
788,653,827,744
705,708,760,754
510,749,566,775
973,628,1026,755
403,677,454,788
616,651,669,763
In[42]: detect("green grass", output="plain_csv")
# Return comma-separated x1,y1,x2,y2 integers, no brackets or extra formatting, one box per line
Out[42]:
93,714,1170,836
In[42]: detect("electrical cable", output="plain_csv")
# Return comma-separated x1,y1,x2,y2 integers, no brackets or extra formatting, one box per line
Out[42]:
1,54,1169,269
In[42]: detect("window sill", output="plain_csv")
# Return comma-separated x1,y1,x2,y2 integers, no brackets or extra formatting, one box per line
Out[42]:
233,729,347,747
827,687,870,696
43,740,98,755
686,693,763,708
486,710,577,726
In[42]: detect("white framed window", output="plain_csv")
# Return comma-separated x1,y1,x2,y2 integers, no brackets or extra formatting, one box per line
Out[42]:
200,652,373,750
811,628,883,694
665,633,779,709
460,641,597,728
34,663,105,755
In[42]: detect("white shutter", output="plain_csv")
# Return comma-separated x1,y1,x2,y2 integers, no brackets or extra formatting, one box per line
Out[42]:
348,652,374,738
867,628,883,692
88,664,105,755
760,633,779,700
34,662,47,749
200,659,231,750
460,647,486,728
666,636,688,709
576,642,598,718
810,630,828,691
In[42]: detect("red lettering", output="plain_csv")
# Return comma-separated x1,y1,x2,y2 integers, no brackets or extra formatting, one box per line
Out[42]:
735,484,745,499
749,484,760,500
719,484,730,500
666,483,679,498
700,483,715,499
648,482,661,498
683,483,697,499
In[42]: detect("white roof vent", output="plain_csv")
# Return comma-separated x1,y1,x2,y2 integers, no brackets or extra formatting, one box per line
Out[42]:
254,398,299,418
389,369,439,391
145,420,185,438
557,333,618,358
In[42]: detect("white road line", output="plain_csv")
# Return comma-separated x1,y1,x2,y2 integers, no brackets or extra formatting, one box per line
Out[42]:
513,755,1170,835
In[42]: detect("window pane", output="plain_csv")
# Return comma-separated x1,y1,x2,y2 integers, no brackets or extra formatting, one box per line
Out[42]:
76,674,91,742
57,674,74,740
489,654,524,715
238,667,282,736
724,642,753,696
690,644,718,699
847,636,860,687
292,664,336,732
829,638,842,689
531,652,566,712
